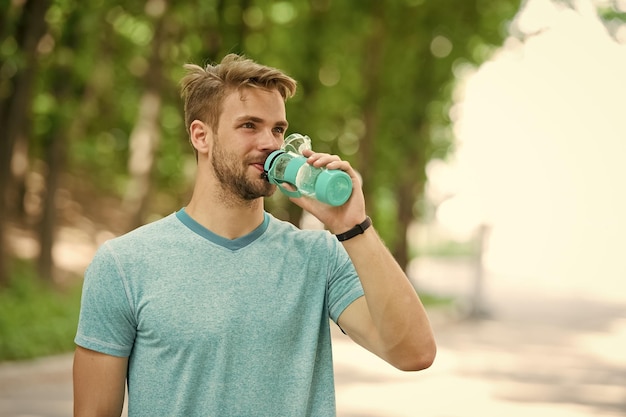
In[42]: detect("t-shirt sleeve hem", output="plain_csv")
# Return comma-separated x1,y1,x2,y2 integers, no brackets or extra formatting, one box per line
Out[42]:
74,335,132,358
329,288,364,323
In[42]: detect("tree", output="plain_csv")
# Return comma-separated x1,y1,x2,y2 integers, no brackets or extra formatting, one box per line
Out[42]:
0,0,523,284
255,0,520,270
123,0,170,230
358,0,521,270
36,2,86,281
0,0,51,285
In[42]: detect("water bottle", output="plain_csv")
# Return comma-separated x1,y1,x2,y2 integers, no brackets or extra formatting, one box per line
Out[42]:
263,133,353,206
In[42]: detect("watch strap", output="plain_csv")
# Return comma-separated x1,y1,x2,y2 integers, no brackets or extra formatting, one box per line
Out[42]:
335,216,372,242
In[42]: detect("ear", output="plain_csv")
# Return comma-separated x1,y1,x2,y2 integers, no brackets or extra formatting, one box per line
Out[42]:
189,120,212,156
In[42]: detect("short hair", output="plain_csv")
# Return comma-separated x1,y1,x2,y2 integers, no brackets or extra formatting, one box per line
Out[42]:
180,54,297,136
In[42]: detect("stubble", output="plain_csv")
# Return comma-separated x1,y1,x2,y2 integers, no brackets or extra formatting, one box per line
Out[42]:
210,135,275,205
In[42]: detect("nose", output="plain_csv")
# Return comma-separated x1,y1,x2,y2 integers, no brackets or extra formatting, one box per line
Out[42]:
259,129,282,151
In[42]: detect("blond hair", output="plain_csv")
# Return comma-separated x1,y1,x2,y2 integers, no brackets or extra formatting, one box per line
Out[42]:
180,54,297,136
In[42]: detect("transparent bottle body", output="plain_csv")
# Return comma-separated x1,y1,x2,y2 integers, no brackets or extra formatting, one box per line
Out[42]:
272,154,293,182
294,165,323,197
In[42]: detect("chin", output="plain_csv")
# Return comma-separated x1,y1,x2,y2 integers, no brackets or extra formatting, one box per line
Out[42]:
257,183,276,198
240,183,276,200
255,176,276,196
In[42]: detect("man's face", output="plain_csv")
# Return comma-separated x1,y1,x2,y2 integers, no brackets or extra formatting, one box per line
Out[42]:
210,87,288,201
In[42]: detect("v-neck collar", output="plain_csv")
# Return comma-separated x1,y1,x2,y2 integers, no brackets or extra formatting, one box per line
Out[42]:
176,208,269,251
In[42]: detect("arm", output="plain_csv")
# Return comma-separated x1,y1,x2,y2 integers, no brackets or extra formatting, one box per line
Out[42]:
336,227,436,371
73,346,128,417
292,151,436,371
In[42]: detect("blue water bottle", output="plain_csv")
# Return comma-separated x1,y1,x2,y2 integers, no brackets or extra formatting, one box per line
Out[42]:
263,134,353,206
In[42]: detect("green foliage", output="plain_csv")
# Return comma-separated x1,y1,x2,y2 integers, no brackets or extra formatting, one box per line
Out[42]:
418,292,456,309
1,0,522,274
596,0,626,40
0,262,82,361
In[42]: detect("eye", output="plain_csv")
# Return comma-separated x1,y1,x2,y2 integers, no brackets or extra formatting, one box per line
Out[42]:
273,126,286,135
242,122,255,129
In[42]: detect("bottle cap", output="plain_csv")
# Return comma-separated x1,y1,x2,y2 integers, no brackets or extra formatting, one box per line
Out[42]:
314,170,353,206
282,133,312,154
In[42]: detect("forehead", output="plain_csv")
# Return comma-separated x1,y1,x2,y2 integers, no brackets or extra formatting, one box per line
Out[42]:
221,87,286,121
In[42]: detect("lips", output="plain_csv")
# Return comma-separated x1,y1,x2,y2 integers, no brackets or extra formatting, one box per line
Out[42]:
251,163,265,172
249,153,272,175
251,163,270,181
250,154,271,172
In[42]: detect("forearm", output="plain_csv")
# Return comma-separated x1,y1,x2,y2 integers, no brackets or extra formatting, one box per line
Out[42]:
340,226,436,370
291,151,435,368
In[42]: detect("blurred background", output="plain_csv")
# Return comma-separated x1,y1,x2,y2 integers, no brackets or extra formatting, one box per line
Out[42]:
1,0,625,416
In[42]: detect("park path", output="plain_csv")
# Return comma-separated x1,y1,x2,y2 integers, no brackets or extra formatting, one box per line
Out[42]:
1,257,625,417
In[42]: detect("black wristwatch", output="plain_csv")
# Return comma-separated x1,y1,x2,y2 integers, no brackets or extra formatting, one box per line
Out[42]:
335,217,372,242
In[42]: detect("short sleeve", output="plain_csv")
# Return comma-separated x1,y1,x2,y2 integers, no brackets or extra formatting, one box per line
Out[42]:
74,243,136,357
326,239,364,323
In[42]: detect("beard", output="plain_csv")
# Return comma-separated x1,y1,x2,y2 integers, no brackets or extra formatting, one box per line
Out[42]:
211,136,276,201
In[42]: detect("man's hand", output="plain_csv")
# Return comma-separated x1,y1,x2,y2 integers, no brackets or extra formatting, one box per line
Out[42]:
292,150,437,371
289,149,367,234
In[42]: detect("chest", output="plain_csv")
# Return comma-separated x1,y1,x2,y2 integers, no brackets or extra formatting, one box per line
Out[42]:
128,249,329,350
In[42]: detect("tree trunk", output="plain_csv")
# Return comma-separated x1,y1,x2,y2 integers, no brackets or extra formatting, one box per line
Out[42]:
358,2,385,213
393,162,427,272
123,3,168,230
123,91,162,229
37,131,65,282
0,0,51,286
36,4,86,282
393,180,416,272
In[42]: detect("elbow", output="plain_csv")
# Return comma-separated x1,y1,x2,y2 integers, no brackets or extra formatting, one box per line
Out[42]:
392,339,437,372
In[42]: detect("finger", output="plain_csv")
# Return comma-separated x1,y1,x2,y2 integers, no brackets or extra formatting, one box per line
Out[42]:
324,160,350,171
307,153,342,167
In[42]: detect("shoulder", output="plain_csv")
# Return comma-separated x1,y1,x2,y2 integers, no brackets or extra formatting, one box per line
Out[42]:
105,213,180,249
266,214,333,242
264,213,345,255
120,212,180,239
91,213,183,266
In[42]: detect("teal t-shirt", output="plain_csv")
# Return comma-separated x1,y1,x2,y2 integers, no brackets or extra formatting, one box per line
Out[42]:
75,209,364,416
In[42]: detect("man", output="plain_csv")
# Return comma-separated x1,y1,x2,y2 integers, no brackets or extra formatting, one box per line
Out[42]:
73,54,436,417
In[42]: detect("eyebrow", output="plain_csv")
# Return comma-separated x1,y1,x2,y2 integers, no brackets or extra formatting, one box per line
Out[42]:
235,115,289,128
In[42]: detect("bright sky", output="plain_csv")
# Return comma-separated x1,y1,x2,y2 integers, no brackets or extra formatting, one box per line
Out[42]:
430,0,626,301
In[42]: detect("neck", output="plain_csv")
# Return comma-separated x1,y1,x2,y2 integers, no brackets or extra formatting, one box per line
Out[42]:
185,179,266,241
